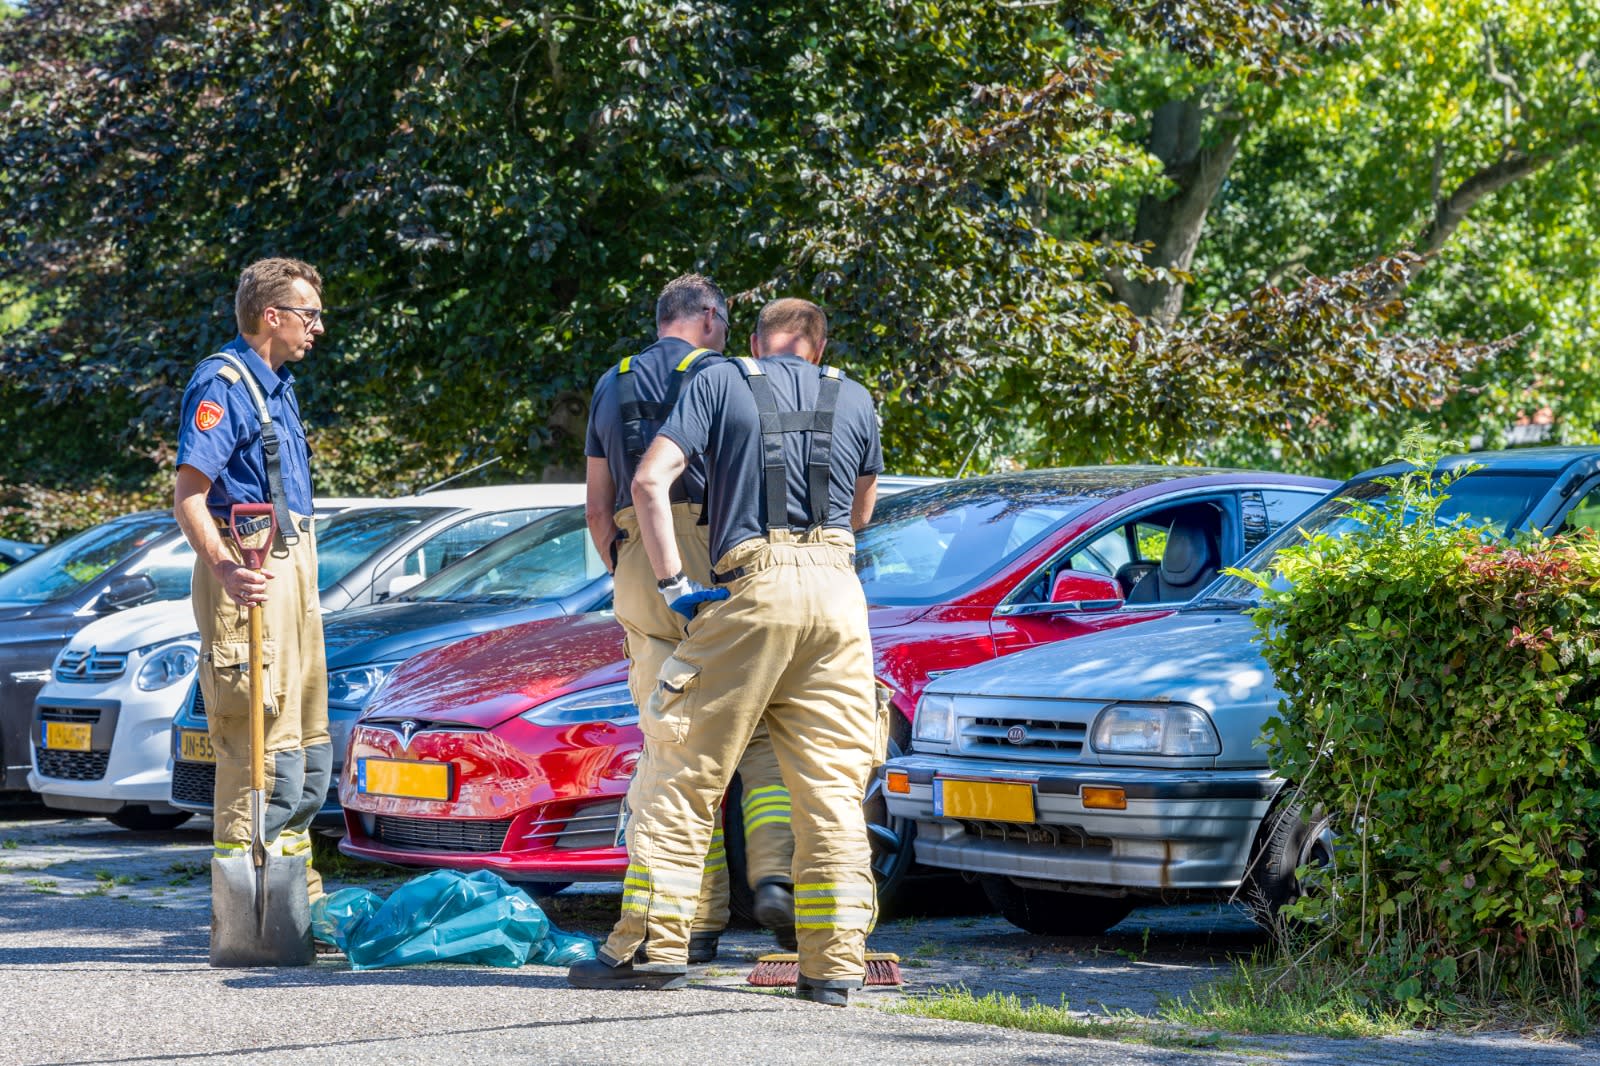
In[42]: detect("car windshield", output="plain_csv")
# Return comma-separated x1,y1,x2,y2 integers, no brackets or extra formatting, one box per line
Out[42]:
405,506,606,603
0,513,175,606
1199,470,1558,607
856,483,1091,605
315,507,447,593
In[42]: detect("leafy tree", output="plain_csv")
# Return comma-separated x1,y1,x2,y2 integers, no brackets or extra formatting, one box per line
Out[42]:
0,1,1528,538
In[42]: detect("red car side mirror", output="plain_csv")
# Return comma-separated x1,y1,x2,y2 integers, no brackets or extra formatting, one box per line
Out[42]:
1049,570,1124,611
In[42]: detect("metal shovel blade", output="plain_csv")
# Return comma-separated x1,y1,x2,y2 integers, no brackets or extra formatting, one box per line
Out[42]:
209,851,315,968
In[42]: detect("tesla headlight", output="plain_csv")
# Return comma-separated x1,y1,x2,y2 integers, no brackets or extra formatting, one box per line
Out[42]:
1090,702,1220,757
912,692,956,746
135,641,200,691
520,682,637,726
328,662,402,708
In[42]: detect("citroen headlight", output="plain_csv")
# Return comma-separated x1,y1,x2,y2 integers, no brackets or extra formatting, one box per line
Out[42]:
520,682,637,726
328,662,402,708
135,641,200,691
912,692,956,746
1090,703,1220,757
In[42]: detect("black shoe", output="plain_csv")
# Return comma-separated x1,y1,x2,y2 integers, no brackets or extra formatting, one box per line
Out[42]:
688,931,720,964
753,882,797,951
567,956,687,990
795,975,849,1007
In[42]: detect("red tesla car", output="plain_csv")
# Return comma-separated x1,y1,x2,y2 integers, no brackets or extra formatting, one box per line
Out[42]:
340,467,1335,904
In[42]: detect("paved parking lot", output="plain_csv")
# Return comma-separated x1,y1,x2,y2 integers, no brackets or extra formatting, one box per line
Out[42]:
2,803,1595,1065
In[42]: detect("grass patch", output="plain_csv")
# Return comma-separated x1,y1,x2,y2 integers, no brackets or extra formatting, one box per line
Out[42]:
166,860,206,887
1160,958,1407,1039
93,870,135,887
889,986,1130,1040
25,877,58,894
2,837,18,849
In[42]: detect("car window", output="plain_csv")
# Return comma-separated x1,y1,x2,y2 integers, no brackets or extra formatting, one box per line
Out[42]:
1560,483,1600,535
393,508,552,581
0,514,173,606
1063,527,1131,577
1134,522,1169,563
1205,471,1559,605
407,507,607,603
125,537,197,600
315,507,447,593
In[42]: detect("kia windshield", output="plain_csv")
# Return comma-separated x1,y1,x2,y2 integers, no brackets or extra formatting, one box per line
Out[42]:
405,506,605,604
856,483,1090,606
1197,470,1558,607
0,513,175,606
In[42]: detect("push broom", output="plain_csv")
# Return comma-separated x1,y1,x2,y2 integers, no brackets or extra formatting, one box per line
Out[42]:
747,952,902,987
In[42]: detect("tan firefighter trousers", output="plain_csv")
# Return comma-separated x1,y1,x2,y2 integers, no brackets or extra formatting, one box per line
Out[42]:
192,514,330,900
612,504,794,933
603,527,879,985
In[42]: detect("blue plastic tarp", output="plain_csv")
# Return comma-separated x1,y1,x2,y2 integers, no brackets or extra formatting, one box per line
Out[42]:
310,868,597,971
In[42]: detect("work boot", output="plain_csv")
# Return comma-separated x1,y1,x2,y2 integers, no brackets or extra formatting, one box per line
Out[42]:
687,931,721,964
567,955,687,991
753,880,797,951
795,975,849,1007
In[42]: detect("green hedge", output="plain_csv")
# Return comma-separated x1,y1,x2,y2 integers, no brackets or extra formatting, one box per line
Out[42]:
1241,442,1600,1016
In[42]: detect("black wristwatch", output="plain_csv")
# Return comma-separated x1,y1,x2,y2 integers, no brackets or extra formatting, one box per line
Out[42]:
657,572,687,589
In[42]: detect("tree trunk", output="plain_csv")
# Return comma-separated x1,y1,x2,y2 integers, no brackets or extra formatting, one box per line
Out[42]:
1110,98,1246,327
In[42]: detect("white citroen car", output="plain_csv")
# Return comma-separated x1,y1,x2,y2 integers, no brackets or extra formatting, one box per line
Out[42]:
29,484,582,829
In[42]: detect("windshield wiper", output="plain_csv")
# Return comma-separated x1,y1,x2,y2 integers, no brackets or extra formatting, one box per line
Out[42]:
1183,595,1257,611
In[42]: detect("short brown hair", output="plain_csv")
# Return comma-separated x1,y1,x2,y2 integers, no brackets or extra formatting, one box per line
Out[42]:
755,298,827,352
235,257,323,333
656,273,726,330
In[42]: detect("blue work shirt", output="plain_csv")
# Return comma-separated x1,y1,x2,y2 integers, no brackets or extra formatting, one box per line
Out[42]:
175,335,314,519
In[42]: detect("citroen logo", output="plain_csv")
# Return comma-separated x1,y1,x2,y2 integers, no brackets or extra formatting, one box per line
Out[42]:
75,649,95,676
1006,725,1027,745
398,720,418,749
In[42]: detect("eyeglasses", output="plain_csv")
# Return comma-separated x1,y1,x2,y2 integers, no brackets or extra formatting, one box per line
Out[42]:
705,305,729,331
273,306,324,329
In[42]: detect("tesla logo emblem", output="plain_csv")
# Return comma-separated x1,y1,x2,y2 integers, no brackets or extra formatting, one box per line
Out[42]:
398,720,418,749
1006,726,1027,744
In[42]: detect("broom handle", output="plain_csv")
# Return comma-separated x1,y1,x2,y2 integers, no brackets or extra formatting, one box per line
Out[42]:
248,603,264,794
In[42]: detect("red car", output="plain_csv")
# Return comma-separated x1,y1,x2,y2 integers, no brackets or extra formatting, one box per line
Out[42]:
340,467,1335,904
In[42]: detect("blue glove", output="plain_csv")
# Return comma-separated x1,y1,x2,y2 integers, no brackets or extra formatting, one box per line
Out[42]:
659,574,729,620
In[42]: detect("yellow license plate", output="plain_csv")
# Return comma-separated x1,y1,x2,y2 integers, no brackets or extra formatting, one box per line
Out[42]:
179,729,216,764
936,779,1035,823
358,758,452,801
43,721,92,752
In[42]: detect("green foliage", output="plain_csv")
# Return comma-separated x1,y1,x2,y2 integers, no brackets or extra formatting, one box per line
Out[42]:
0,0,1524,541
1237,433,1600,1016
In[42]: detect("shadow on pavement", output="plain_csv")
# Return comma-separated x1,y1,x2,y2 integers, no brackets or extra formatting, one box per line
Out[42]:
0,888,207,966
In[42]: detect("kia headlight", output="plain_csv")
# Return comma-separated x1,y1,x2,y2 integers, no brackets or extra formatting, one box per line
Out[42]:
520,682,637,726
135,641,200,691
1090,702,1220,757
912,692,956,746
328,662,402,708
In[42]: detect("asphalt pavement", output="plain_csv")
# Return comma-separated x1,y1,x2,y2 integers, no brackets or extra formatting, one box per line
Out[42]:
2,804,1596,1066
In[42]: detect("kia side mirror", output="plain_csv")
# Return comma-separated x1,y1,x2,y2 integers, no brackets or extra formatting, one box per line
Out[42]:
1049,570,1124,612
98,573,158,613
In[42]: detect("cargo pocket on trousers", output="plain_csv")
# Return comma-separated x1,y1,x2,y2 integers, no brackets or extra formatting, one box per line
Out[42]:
642,655,701,744
872,681,893,769
202,640,277,721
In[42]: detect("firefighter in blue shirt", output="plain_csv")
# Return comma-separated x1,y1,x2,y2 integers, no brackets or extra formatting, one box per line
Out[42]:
173,257,329,901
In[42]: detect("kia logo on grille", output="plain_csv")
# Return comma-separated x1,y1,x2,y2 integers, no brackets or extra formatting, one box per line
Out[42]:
1006,725,1027,744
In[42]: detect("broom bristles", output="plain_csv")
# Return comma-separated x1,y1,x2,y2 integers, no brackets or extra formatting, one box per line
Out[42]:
746,952,903,987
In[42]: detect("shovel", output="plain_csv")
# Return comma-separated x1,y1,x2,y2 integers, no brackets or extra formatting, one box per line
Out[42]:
210,502,315,968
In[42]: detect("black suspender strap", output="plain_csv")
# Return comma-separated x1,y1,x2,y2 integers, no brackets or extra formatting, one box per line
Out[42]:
207,352,299,546
616,346,712,486
732,358,843,532
809,368,842,529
